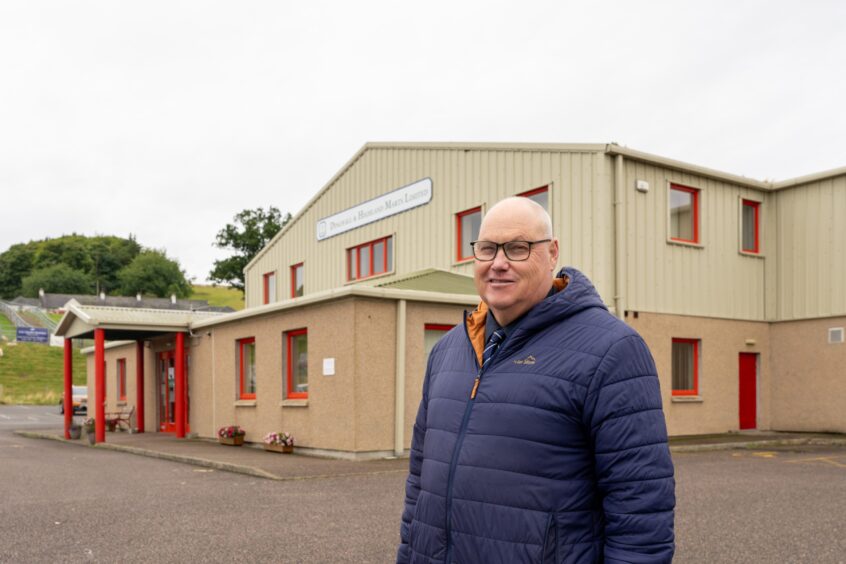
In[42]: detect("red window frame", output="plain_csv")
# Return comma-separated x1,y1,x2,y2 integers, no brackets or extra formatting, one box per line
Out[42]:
262,272,276,305
741,200,760,253
286,329,308,400
117,358,127,401
290,262,304,298
669,184,700,243
424,323,455,332
238,337,256,400
347,235,393,281
517,185,549,209
455,207,482,262
671,338,699,396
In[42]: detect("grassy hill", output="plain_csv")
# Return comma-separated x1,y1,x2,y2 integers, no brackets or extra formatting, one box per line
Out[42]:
0,342,87,405
190,284,244,311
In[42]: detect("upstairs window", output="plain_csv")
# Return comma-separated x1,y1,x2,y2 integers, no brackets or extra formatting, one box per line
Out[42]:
117,358,127,401
291,263,304,298
669,184,700,243
285,329,308,399
347,236,393,281
741,200,760,254
238,337,256,400
518,186,549,211
672,338,699,396
456,207,482,262
263,272,277,305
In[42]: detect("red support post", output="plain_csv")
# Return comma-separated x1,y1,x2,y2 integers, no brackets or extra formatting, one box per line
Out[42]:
63,339,73,439
136,340,145,433
175,332,185,438
94,328,106,443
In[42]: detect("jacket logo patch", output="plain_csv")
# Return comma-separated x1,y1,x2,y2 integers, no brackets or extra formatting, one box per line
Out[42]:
513,355,536,365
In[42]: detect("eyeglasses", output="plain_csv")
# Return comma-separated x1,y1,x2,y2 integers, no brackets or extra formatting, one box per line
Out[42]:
470,239,552,261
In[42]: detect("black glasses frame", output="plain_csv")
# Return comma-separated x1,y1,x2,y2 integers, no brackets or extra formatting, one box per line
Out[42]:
469,239,552,261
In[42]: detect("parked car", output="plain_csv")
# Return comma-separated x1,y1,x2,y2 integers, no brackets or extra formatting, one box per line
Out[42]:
60,386,88,414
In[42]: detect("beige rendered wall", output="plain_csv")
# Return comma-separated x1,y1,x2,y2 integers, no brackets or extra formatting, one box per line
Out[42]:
244,145,616,309
769,316,846,432
197,298,359,450
627,312,772,436
617,158,772,321
774,175,846,320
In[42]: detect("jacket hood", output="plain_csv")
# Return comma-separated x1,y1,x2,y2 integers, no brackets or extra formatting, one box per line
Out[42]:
465,267,608,365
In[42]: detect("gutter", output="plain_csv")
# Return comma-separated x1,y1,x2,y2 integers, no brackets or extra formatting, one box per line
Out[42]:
394,300,407,457
614,155,626,320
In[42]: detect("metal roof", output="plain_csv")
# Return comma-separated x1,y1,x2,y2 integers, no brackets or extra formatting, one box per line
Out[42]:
54,300,225,340
374,268,477,295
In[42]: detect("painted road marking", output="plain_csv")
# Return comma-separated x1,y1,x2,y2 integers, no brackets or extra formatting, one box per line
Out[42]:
785,456,846,469
752,451,777,458
0,414,10,419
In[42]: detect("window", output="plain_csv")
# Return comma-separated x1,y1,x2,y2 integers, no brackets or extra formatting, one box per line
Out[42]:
263,272,276,305
518,185,549,211
672,338,699,396
424,324,454,363
290,263,304,298
741,200,760,253
286,329,308,399
456,207,482,262
347,236,393,281
117,358,127,401
238,337,256,399
669,184,700,243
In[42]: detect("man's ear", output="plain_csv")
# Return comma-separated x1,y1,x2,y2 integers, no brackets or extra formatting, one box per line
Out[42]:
548,238,560,270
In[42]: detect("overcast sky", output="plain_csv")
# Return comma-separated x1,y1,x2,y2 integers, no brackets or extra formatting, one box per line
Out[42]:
2,1,844,283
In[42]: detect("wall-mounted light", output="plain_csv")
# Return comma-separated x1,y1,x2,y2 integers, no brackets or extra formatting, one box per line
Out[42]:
635,180,649,193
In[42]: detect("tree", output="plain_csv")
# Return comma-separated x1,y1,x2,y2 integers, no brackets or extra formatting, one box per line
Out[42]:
0,243,35,299
89,235,141,294
118,250,192,298
209,206,291,292
21,264,94,297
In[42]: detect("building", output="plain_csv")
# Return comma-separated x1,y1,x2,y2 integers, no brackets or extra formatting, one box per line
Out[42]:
56,142,846,456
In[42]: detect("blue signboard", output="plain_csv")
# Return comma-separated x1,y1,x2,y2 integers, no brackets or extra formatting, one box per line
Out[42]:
17,327,49,343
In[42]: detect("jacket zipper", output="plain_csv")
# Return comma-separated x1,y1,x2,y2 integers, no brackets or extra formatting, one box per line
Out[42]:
444,313,504,563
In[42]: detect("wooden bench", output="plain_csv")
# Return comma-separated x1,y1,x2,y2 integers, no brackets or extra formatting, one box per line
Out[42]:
105,405,135,432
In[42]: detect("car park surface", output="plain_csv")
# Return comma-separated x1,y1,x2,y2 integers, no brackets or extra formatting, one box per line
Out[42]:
2,407,845,563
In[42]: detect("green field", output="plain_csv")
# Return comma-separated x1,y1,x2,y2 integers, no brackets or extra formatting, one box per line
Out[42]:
191,284,244,311
0,341,87,405
0,313,14,339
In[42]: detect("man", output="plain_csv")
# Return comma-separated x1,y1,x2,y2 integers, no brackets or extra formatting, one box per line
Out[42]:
397,197,675,563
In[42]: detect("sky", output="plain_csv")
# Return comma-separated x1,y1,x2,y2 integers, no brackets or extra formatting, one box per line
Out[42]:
2,1,844,283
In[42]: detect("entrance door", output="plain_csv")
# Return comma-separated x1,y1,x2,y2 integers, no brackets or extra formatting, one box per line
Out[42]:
738,353,757,430
158,350,190,433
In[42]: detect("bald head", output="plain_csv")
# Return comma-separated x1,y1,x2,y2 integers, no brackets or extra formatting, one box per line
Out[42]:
481,197,553,240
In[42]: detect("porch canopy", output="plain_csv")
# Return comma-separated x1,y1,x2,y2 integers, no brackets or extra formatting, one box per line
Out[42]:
54,300,223,443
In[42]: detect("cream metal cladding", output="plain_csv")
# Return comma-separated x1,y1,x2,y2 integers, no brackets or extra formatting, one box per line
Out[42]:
774,171,846,320
617,157,772,321
245,143,616,309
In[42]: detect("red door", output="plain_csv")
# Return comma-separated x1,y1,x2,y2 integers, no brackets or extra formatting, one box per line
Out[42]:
739,353,757,430
158,350,190,433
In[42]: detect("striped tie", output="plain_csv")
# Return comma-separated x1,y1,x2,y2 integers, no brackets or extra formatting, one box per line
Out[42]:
482,329,506,368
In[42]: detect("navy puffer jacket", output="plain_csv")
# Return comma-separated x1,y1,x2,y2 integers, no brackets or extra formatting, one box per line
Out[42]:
398,268,675,563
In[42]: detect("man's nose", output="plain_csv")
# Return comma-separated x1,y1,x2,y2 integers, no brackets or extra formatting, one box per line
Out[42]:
490,246,511,269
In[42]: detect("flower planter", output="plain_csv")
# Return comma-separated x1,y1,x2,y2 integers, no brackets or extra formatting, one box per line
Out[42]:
263,443,294,454
86,431,96,446
219,435,245,446
69,426,82,440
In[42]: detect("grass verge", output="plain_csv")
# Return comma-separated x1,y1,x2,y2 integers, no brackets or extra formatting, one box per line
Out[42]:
0,342,87,405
